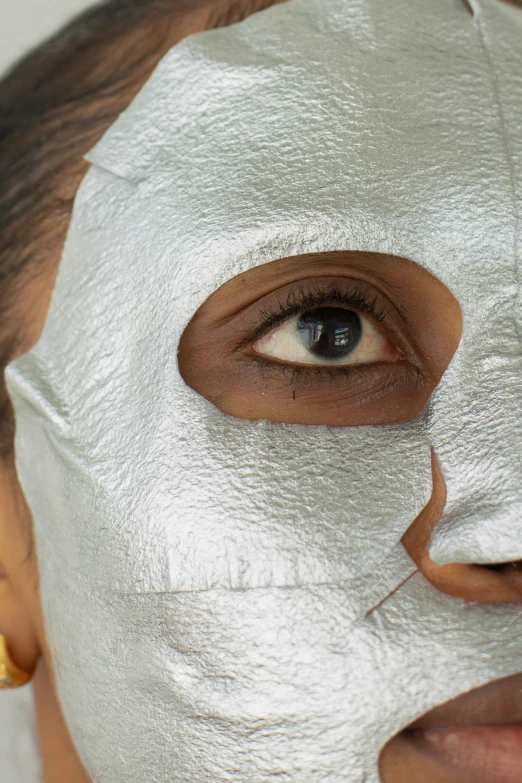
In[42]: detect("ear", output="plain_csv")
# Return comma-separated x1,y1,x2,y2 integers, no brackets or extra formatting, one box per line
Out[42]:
0,457,90,780
0,452,40,677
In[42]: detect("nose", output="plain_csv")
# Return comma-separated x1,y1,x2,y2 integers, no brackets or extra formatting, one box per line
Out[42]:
402,450,522,604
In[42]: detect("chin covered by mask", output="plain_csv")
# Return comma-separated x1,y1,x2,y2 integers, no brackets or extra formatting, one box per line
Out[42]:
5,0,522,781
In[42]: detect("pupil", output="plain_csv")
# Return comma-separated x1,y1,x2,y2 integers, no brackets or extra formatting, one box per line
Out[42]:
297,307,362,359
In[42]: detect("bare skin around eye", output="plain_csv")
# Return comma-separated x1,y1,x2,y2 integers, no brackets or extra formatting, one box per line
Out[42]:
178,251,462,426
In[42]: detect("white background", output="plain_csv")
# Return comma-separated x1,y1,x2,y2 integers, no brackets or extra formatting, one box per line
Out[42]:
1,0,96,75
1,3,99,781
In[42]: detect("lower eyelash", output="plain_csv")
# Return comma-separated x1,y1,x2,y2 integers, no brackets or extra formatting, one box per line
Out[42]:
243,352,355,382
241,353,419,409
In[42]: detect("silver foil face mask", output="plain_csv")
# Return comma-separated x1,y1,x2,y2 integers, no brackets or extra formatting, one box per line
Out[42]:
6,0,522,781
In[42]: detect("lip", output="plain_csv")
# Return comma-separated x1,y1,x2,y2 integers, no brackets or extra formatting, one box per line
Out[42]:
400,673,522,783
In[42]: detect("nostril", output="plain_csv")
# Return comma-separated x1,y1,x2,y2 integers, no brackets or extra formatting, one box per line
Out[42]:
482,560,522,574
402,452,522,604
479,561,522,601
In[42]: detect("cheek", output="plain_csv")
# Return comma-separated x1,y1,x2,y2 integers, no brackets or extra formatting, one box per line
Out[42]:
92,587,402,779
46,569,522,783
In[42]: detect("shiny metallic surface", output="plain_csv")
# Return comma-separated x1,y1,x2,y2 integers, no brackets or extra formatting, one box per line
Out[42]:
5,0,522,780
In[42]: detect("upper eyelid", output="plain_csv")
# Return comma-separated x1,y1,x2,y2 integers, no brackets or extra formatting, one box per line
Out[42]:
236,280,391,350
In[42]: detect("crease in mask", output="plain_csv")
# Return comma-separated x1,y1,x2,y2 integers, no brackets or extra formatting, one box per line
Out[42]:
84,154,144,186
363,568,419,618
476,0,521,345
122,542,418,622
7,366,70,434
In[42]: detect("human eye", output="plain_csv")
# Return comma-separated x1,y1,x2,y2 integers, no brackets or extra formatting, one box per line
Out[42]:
178,252,462,427
251,284,403,369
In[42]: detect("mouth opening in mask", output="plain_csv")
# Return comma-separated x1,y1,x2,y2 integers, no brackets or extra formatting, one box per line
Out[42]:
380,672,522,783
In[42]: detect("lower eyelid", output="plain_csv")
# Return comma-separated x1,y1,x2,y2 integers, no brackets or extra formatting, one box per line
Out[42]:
241,352,420,408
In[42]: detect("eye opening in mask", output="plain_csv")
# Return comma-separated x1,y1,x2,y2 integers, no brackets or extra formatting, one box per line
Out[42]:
178,251,462,427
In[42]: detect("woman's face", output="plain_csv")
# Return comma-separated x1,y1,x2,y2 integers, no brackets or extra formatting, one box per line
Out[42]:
4,0,522,781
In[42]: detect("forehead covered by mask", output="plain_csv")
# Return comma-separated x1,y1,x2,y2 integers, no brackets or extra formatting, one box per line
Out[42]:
5,0,522,781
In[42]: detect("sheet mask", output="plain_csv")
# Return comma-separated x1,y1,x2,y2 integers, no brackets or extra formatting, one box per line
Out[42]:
5,0,522,780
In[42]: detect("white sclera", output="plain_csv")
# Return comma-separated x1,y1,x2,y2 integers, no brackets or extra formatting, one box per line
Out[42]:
253,309,393,365
5,0,522,781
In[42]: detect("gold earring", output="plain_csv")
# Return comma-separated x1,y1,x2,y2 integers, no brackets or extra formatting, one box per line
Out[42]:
0,635,32,689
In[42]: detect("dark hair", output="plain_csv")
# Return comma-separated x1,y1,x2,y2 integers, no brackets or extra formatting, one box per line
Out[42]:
0,0,280,454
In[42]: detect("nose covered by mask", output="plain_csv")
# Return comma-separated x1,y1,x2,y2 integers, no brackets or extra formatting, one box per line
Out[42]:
6,0,522,781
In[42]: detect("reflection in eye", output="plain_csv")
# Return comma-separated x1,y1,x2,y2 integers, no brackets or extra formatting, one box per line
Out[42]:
253,305,403,366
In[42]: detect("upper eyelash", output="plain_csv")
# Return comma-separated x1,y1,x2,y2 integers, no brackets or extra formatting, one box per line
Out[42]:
239,280,387,348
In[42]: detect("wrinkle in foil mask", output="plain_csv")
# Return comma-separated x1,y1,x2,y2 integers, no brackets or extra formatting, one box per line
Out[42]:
6,0,522,781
